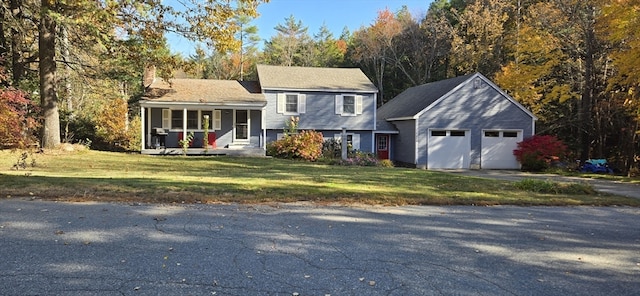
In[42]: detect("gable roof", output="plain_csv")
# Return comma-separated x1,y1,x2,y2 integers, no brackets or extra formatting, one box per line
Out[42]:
256,64,378,93
377,74,475,120
141,79,265,106
377,73,536,121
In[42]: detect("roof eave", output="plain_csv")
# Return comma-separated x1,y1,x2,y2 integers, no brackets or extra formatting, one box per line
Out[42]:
140,100,267,108
261,86,378,93
386,116,416,121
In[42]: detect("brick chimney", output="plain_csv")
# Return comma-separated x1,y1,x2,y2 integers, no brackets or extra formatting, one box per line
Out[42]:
143,65,156,89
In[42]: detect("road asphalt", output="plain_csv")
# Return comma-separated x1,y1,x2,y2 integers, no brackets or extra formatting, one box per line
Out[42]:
1,198,639,295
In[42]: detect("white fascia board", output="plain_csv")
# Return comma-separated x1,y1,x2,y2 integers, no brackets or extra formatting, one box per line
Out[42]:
386,116,415,121
478,73,539,121
261,87,377,94
414,74,475,119
140,101,266,109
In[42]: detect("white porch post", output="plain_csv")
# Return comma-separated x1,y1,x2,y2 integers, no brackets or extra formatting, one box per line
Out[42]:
341,127,348,160
140,107,145,150
182,107,187,140
261,107,266,149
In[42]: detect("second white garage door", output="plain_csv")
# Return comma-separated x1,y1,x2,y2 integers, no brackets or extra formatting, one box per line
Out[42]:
428,130,471,169
481,130,522,169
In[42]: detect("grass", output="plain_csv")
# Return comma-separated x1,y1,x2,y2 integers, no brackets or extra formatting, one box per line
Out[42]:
1,149,638,206
545,167,640,184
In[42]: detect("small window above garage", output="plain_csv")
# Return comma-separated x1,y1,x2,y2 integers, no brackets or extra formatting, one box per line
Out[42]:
503,131,518,137
484,131,500,137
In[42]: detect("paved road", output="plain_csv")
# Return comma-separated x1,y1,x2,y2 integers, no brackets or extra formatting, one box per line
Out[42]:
1,199,639,295
444,170,640,199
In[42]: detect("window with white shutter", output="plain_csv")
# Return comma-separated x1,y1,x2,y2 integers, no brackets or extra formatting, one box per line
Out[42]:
277,93,305,115
214,110,221,130
162,109,171,129
335,94,363,116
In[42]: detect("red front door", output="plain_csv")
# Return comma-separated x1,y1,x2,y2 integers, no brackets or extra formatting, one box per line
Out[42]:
376,135,389,159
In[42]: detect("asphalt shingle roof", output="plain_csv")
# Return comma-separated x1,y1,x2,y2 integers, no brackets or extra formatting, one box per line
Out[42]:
142,79,265,105
256,64,378,92
377,74,475,120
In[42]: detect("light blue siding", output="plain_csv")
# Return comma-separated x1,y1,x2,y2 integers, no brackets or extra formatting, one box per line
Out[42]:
389,120,416,165
264,91,376,130
416,80,534,168
265,130,375,153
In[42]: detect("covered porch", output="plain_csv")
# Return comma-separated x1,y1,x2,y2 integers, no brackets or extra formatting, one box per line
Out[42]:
139,79,267,156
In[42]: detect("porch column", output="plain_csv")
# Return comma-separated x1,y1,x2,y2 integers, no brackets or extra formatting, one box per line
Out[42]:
261,107,266,149
182,107,187,140
341,127,348,160
140,107,145,150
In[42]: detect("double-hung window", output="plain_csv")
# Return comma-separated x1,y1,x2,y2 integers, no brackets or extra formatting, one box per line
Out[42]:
335,94,363,116
286,94,298,113
277,93,306,115
342,95,355,115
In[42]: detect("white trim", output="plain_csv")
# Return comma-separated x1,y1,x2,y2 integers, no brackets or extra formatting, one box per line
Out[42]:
373,92,377,130
298,94,306,114
386,116,415,121
139,101,266,109
182,108,187,139
233,109,250,143
276,93,285,113
415,73,538,121
355,95,363,115
335,94,359,117
279,93,305,115
261,87,377,94
161,109,171,129
140,107,146,150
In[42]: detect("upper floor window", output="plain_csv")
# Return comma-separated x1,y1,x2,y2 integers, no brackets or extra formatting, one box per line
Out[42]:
277,93,306,115
286,94,298,113
335,94,363,116
343,95,355,115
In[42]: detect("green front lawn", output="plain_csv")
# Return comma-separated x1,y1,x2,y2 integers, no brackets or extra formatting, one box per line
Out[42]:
1,149,638,206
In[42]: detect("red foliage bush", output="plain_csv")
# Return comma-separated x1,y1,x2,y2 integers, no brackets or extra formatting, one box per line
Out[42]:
513,135,568,171
0,81,40,149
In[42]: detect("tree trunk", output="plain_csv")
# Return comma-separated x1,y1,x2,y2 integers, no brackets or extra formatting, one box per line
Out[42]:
10,0,25,83
578,5,597,164
39,0,60,149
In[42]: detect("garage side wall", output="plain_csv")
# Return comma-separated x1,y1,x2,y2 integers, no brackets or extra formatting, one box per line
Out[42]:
388,120,417,166
417,79,535,169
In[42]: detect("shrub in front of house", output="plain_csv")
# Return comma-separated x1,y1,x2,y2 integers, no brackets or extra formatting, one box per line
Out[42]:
319,139,394,167
338,151,380,166
266,130,324,161
513,135,568,171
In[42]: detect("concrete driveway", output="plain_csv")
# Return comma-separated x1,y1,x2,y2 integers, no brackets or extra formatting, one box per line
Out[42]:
443,170,640,199
1,199,639,295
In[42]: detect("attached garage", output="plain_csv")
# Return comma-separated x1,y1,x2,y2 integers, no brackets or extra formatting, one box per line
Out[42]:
428,130,471,169
481,130,522,169
376,73,537,169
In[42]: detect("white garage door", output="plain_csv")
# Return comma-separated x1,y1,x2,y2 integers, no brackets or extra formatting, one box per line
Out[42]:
481,130,522,169
428,130,471,169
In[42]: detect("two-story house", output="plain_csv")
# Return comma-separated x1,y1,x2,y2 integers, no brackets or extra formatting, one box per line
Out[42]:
139,65,379,156
256,64,379,152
